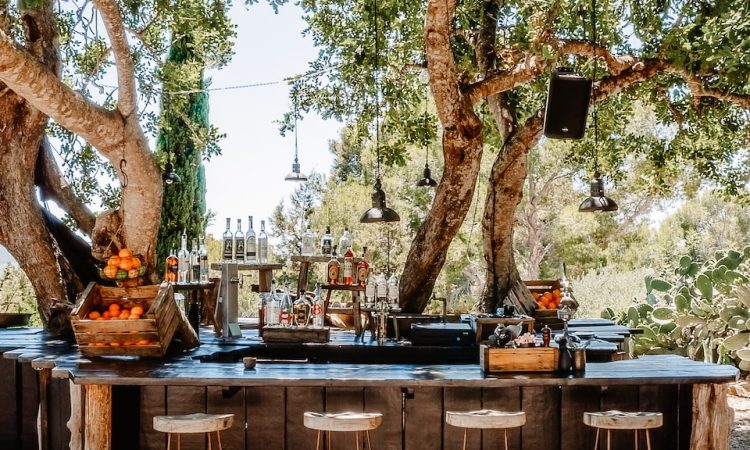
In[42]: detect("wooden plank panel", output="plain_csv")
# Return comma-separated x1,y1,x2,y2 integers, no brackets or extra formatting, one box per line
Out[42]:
326,387,365,450
20,363,39,450
139,386,166,450
0,357,18,450
206,386,245,450
482,387,521,450
166,386,207,450
560,386,600,450
678,384,693,450
521,386,560,450
246,386,285,450
444,387,482,450
49,377,72,450
599,385,639,450
404,387,442,450
640,384,678,450
364,387,402,450
285,387,324,450
112,386,140,450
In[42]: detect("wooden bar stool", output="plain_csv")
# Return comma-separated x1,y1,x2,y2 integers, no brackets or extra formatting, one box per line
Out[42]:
303,411,383,450
153,413,234,450
445,409,526,450
583,410,663,450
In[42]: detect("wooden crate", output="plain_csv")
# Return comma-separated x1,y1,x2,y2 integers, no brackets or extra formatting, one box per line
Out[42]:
480,345,559,373
262,326,330,343
71,282,197,357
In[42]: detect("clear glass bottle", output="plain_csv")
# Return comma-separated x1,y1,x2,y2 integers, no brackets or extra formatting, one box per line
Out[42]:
165,249,178,283
356,246,369,287
365,272,376,308
375,271,387,303
338,227,352,254
311,283,325,328
245,216,257,263
301,225,316,256
387,273,400,308
258,220,269,263
266,292,280,326
327,245,340,284
320,226,333,256
198,235,209,283
177,230,189,283
293,290,311,327
234,219,245,263
279,284,293,327
343,245,355,285
190,238,200,283
222,218,233,262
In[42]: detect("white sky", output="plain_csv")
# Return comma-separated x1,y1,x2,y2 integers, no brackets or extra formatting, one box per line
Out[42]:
202,3,340,239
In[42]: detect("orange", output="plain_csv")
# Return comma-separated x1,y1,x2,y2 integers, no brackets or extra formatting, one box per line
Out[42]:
118,248,133,258
130,258,142,269
119,311,130,320
88,311,101,320
532,292,539,301
137,339,151,346
131,306,144,316
103,266,118,279
119,258,133,271
102,311,111,319
128,314,140,320
537,303,547,310
109,342,121,347
95,342,106,347
107,255,121,267
108,303,121,314
128,269,140,279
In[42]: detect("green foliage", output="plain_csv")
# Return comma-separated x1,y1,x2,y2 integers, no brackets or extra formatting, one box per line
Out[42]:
617,248,750,368
0,266,40,326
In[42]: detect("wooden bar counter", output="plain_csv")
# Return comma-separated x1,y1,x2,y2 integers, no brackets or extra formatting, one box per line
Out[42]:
0,329,738,450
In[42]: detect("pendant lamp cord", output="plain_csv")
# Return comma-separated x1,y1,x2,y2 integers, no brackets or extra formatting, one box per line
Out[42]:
374,0,381,179
591,0,599,173
293,91,299,163
423,110,429,166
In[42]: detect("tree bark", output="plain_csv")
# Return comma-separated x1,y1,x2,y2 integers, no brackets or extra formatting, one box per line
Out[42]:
400,0,484,313
690,384,732,450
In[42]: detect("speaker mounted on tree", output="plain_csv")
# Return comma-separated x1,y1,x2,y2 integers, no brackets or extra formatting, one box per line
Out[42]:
543,68,592,140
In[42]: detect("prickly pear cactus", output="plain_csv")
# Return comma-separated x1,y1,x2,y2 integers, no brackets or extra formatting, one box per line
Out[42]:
602,247,750,369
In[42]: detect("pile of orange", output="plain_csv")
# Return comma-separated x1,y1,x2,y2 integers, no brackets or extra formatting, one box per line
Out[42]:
533,289,561,310
101,248,146,280
87,302,145,321
90,339,153,347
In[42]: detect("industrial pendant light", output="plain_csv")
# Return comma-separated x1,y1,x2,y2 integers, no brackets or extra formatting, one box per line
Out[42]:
284,94,308,182
578,0,617,213
161,135,181,184
360,0,400,224
416,111,437,187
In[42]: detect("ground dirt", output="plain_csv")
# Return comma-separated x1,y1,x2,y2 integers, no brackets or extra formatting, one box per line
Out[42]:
731,394,750,450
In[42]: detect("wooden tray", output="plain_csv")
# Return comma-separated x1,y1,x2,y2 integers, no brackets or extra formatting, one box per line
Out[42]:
262,326,330,343
71,282,198,357
480,345,558,373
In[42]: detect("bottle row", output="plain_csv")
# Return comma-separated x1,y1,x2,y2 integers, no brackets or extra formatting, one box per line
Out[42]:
223,217,269,263
165,231,209,284
263,282,326,328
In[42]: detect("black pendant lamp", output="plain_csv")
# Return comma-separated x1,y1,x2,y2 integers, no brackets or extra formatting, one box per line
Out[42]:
284,95,308,182
416,111,437,187
578,0,617,213
161,135,181,184
360,0,400,224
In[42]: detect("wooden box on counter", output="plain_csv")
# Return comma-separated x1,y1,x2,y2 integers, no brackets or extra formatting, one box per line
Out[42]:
480,344,559,373
71,282,198,357
262,326,331,343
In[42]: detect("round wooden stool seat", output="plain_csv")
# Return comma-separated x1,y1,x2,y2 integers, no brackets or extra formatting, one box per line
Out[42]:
304,412,383,450
445,410,526,429
153,413,234,450
584,411,663,430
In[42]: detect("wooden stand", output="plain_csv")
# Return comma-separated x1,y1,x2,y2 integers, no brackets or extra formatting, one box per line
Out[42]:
262,326,330,343
480,345,558,373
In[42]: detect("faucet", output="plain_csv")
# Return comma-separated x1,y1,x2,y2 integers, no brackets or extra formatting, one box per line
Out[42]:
433,295,447,323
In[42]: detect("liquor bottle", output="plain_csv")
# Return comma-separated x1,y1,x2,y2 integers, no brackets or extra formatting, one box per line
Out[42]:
293,290,311,327
320,226,333,256
338,227,352,254
222,218,233,262
301,226,315,256
246,216,257,263
387,273,400,308
165,249,178,283
266,292,280,326
365,273,376,308
279,285,293,327
258,220,269,263
342,245,354,285
375,271,387,303
177,230,189,283
190,238,200,283
311,283,325,328
234,219,245,263
327,245,340,284
357,246,369,287
198,235,209,283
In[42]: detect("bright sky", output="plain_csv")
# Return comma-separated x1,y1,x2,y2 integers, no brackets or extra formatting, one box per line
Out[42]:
203,3,340,239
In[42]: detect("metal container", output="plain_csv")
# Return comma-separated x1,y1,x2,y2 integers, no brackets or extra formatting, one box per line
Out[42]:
573,349,586,372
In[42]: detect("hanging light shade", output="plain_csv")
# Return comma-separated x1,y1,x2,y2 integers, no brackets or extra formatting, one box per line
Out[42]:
162,161,181,184
578,171,618,212
360,177,400,223
284,159,307,182
416,164,437,187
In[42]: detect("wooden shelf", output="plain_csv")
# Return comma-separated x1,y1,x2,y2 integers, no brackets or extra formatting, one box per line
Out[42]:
291,255,363,263
210,263,283,271
321,284,365,292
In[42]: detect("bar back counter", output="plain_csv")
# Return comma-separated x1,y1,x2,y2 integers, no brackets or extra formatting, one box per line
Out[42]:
0,328,738,450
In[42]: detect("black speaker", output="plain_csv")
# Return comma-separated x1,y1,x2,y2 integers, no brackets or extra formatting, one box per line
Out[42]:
543,68,592,139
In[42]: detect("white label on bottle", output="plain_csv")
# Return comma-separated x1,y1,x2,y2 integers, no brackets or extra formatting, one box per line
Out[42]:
246,239,257,260
222,238,233,260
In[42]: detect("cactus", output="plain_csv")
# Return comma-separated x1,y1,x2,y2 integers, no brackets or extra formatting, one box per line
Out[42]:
605,247,750,370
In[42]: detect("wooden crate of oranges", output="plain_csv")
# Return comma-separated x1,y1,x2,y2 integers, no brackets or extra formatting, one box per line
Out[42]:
71,282,198,357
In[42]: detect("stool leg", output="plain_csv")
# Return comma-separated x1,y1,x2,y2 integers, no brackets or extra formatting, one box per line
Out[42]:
167,433,172,450
593,428,599,450
217,431,223,450
646,430,652,450
316,430,322,450
607,429,611,450
462,428,467,450
504,429,509,450
634,429,638,450
355,431,359,450
208,431,213,450
327,431,332,450
177,433,181,450
366,430,373,450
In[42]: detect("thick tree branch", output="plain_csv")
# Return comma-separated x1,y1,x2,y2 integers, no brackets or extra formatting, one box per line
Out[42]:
92,0,137,117
465,52,548,105
666,66,750,110
552,38,636,75
594,60,668,100
36,138,96,236
0,30,124,150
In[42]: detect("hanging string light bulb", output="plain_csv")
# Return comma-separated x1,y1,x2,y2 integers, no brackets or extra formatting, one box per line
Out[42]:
284,91,308,182
162,134,181,184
